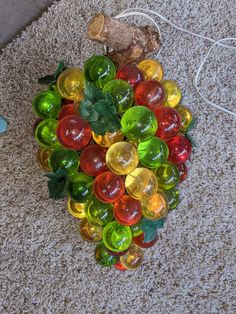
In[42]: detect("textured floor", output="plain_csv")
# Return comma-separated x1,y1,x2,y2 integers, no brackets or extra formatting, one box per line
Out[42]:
0,0,236,313
0,0,54,49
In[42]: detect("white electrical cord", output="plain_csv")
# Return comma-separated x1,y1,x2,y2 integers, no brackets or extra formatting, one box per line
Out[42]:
114,8,236,117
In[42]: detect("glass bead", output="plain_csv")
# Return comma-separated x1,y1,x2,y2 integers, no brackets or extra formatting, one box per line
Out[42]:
116,65,144,89
166,134,192,164
35,119,61,149
36,147,52,171
137,137,169,168
176,104,193,132
162,80,181,107
32,90,61,119
103,221,132,252
79,218,103,242
84,55,116,89
133,232,158,248
80,144,108,176
102,79,134,114
48,148,79,175
86,198,113,226
57,68,84,100
120,244,143,270
68,173,93,203
141,191,169,220
113,195,142,226
67,198,86,219
154,106,181,139
137,59,164,81
92,130,124,148
130,221,143,237
114,261,127,271
163,187,179,210
93,171,125,203
95,243,117,267
155,162,180,190
121,106,158,142
125,167,158,200
177,163,188,182
58,103,76,120
106,141,139,175
135,80,165,110
57,115,91,150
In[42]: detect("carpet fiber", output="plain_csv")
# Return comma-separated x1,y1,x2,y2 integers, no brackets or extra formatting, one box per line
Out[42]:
0,0,235,313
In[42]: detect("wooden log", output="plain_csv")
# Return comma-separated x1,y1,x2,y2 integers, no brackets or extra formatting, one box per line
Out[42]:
87,13,161,68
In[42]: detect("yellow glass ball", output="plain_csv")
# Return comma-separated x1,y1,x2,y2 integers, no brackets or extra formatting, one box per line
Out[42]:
106,141,139,175
57,68,84,100
67,198,86,219
120,244,144,270
36,147,52,171
125,167,158,200
176,104,193,131
162,80,181,107
142,191,169,220
137,59,164,81
79,218,103,242
92,130,124,148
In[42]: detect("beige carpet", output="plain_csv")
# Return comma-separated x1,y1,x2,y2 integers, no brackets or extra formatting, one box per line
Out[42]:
0,0,235,313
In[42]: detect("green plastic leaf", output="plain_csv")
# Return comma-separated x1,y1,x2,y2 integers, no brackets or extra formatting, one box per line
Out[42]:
45,169,69,199
185,116,197,133
84,84,104,103
54,60,66,80
38,75,55,85
185,133,197,148
79,99,99,122
90,120,108,135
79,85,121,135
141,218,165,243
38,60,66,85
91,99,121,135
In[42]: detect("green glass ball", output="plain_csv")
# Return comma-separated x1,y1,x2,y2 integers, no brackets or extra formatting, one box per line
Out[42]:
102,79,134,114
32,91,61,119
103,221,132,252
164,187,179,210
86,198,114,226
95,243,117,267
84,55,116,89
121,106,158,142
137,137,169,168
68,173,93,203
35,119,61,149
130,221,143,237
155,162,180,190
48,148,80,176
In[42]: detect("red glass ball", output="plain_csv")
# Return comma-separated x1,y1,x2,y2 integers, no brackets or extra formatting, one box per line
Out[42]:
135,80,165,110
114,261,127,271
177,163,188,182
116,65,144,89
80,144,108,176
58,103,76,120
57,115,91,150
105,247,129,257
154,106,181,139
113,195,142,226
133,232,158,248
166,134,192,164
93,171,125,203
62,99,73,105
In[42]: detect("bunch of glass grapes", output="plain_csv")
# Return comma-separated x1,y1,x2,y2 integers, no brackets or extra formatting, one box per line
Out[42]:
32,55,194,271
